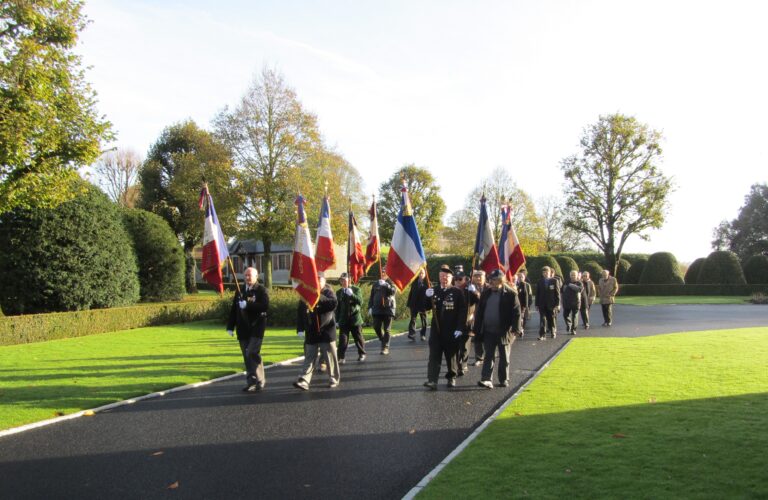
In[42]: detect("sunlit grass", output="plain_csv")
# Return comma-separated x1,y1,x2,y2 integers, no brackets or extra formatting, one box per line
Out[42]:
615,296,750,306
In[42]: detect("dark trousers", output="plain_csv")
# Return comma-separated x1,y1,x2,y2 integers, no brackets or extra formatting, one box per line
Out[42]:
408,310,427,338
538,307,557,336
481,334,514,384
473,336,485,361
338,324,366,359
601,304,613,325
239,336,265,387
520,307,529,331
372,315,392,348
457,333,472,371
580,303,591,327
427,340,459,382
563,307,579,333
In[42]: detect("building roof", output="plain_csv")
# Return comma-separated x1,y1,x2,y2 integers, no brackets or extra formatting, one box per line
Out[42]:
229,239,293,255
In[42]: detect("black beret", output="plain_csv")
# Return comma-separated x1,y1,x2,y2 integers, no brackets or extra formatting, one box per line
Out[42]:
489,269,504,279
439,264,453,275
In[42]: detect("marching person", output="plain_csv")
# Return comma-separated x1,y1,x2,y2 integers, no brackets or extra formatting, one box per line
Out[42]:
598,269,619,327
407,268,428,342
516,270,532,336
535,266,560,340
336,272,366,364
579,271,596,329
473,269,521,389
561,270,583,335
226,267,270,392
423,265,467,390
294,274,340,391
454,271,480,376
470,270,487,366
368,273,396,355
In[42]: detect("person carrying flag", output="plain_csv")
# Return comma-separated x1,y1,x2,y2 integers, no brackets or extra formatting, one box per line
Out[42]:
294,273,340,390
406,268,428,342
368,274,396,355
336,272,366,363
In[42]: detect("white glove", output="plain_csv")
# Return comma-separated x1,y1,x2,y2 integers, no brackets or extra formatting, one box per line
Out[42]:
425,288,434,298
368,308,372,316
468,284,476,292
454,330,462,338
238,300,247,309
344,288,353,296
226,330,234,337
378,279,386,286
297,331,305,338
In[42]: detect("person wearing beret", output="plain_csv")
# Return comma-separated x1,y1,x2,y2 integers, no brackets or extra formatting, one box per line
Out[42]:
453,270,480,376
423,265,467,390
406,268,429,342
336,272,367,363
368,272,397,355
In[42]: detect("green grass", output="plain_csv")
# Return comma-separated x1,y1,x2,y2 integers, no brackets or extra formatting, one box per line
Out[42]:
616,295,750,306
419,327,768,499
0,318,409,431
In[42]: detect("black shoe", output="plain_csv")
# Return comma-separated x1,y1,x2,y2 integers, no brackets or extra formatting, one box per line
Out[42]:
538,336,546,341
423,381,437,390
478,380,493,389
584,324,590,330
496,381,509,388
408,334,415,342
447,378,456,388
242,384,257,392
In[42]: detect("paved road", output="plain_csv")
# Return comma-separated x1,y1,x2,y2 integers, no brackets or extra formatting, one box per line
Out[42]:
1,304,766,499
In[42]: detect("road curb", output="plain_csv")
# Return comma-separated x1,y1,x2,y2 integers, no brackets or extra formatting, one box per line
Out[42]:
402,338,573,500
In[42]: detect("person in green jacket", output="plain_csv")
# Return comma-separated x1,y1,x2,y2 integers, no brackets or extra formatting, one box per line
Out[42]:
336,272,367,363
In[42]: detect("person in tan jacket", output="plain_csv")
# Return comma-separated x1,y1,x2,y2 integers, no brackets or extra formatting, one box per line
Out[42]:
598,269,619,326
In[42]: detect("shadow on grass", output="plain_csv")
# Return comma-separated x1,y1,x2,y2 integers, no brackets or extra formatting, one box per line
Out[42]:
422,392,768,499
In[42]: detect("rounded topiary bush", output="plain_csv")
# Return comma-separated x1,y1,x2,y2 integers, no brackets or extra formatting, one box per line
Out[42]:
526,255,563,283
743,254,768,284
638,252,685,284
578,260,601,281
0,182,140,314
698,250,747,285
123,208,185,301
555,256,579,279
616,258,632,283
684,257,706,285
624,257,648,284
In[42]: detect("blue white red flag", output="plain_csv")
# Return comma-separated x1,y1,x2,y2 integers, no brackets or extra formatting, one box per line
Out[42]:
315,195,336,272
385,181,427,292
473,195,502,275
499,204,526,280
290,195,320,309
199,185,229,294
365,197,380,273
348,210,366,284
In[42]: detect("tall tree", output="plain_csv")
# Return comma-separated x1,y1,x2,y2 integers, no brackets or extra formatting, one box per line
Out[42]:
378,165,446,252
560,113,673,275
712,183,768,261
537,195,588,252
214,67,321,289
0,0,112,214
139,120,239,293
93,148,142,207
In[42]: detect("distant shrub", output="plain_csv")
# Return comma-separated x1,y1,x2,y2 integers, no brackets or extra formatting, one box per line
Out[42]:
698,251,747,285
743,254,768,284
750,292,768,304
581,261,604,282
526,255,563,284
555,256,579,279
616,258,632,283
624,257,648,284
684,258,706,285
639,252,685,284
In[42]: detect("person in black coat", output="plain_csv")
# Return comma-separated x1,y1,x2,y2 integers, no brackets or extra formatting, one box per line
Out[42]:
535,266,561,340
407,268,428,341
226,267,270,392
473,269,521,388
561,270,583,335
516,270,533,335
454,271,480,375
423,265,467,390
293,275,339,391
368,274,396,355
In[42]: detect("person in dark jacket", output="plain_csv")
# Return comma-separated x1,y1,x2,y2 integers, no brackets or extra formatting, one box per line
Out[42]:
423,265,467,390
368,273,396,355
561,270,583,335
454,271,480,375
516,270,533,336
293,275,339,390
473,269,521,388
470,270,487,366
226,267,270,392
336,272,366,363
407,268,428,341
535,266,561,340
579,271,596,329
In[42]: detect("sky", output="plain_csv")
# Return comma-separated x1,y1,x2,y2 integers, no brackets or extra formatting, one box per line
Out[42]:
77,0,768,263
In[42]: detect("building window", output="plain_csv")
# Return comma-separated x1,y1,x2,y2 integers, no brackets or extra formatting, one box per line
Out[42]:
271,254,291,270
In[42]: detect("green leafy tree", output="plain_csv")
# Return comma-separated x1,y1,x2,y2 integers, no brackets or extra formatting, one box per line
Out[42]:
139,120,239,293
378,165,446,252
560,114,673,276
214,67,321,289
538,195,588,252
0,0,112,214
712,184,768,261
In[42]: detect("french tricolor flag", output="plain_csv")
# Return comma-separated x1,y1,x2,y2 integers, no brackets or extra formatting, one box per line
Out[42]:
385,181,427,292
348,211,366,284
499,204,526,280
315,195,336,272
365,197,380,272
290,195,320,309
199,185,229,294
473,195,502,275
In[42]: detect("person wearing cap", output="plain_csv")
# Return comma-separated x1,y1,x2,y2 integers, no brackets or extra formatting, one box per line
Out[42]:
293,274,340,391
535,266,561,340
516,270,533,336
423,265,467,390
336,272,366,363
561,270,583,335
473,269,521,388
470,270,487,366
454,270,480,375
579,271,596,329
407,268,428,342
368,272,396,355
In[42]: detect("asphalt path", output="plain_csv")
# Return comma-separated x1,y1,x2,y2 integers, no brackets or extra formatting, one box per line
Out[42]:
1,304,767,499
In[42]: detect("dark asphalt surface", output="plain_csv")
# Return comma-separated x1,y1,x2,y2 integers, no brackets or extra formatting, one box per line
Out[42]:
1,304,767,499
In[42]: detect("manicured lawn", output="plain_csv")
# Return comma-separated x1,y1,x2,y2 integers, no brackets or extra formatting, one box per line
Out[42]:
419,327,768,499
0,318,409,431
616,295,750,306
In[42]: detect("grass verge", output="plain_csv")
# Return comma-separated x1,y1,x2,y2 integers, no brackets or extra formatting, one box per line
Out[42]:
0,318,409,431
615,296,750,306
419,327,768,499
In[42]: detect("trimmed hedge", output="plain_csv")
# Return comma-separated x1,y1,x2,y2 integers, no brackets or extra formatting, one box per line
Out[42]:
524,255,563,282
624,258,648,284
555,256,579,277
0,297,230,346
639,252,685,284
581,261,604,281
616,258,632,283
698,250,747,285
617,284,767,296
684,257,706,285
743,255,768,284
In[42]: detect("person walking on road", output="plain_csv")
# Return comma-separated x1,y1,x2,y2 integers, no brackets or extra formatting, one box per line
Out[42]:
598,269,619,327
336,272,366,364
561,270,583,335
423,265,467,390
454,271,480,376
473,269,521,389
470,270,487,366
294,274,340,391
368,273,397,355
516,270,532,336
407,268,428,342
226,267,270,392
579,271,596,329
535,266,560,340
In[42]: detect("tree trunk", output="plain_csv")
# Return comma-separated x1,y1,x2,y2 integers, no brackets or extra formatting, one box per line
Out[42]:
184,242,197,293
604,251,618,279
263,238,273,290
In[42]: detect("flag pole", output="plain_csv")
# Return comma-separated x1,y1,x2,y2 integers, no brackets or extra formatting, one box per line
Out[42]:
227,255,242,295
347,198,351,279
